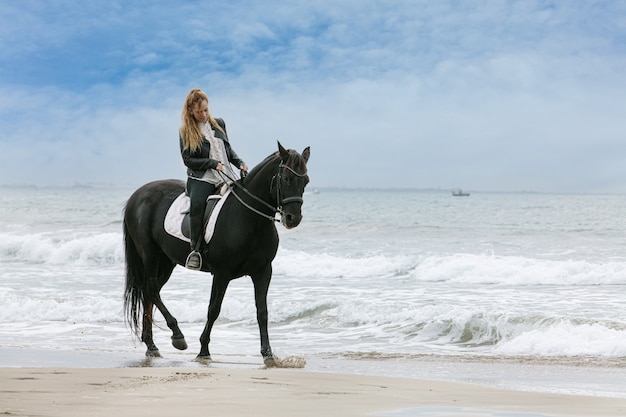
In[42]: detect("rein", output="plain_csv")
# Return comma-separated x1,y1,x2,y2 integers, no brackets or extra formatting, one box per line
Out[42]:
219,161,307,223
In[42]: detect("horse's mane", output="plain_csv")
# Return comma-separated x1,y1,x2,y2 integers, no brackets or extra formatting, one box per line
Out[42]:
243,149,307,183
244,152,280,180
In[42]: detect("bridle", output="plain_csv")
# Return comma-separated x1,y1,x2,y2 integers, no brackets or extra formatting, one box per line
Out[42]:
220,160,308,223
272,162,308,206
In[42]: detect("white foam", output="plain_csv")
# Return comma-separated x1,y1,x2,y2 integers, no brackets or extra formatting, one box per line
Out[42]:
0,231,124,265
496,322,626,357
4,232,625,287
411,253,626,286
274,249,417,279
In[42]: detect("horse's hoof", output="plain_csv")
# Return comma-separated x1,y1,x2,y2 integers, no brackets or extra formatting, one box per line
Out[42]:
146,348,161,358
264,356,277,368
195,354,212,363
171,336,188,351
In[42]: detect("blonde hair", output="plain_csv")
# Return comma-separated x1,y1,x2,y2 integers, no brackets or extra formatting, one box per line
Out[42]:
179,88,224,152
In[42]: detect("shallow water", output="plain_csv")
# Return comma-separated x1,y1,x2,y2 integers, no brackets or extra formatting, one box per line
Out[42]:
1,186,625,396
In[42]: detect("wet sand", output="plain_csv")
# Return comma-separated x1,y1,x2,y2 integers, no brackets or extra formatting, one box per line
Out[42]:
2,347,626,417
2,365,626,417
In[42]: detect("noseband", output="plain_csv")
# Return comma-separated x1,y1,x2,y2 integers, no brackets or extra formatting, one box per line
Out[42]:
225,160,307,223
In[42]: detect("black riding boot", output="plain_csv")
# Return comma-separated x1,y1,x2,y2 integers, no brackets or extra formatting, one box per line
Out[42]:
185,178,214,271
186,216,203,271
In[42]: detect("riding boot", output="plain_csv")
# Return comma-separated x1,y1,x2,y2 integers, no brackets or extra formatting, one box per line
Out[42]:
186,229,203,270
185,242,202,270
186,178,212,271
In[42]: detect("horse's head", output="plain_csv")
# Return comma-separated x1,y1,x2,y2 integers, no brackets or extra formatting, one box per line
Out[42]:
274,141,310,229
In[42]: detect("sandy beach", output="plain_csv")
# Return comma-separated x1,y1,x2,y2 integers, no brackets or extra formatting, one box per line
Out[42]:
1,365,625,417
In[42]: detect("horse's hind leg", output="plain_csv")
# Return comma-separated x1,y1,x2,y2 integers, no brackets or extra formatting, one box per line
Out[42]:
140,256,187,357
141,302,161,357
153,294,188,351
150,258,188,351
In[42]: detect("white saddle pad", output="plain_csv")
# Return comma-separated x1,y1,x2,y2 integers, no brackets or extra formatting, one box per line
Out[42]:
164,190,231,244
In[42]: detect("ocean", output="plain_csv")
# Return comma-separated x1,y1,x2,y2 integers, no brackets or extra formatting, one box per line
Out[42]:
1,185,626,396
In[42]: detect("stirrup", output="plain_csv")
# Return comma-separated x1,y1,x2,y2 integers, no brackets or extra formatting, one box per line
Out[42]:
185,251,202,270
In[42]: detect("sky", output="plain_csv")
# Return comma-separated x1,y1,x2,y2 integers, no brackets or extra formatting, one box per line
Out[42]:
1,1,625,193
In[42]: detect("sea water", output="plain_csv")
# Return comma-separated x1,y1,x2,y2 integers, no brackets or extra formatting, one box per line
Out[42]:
1,185,625,395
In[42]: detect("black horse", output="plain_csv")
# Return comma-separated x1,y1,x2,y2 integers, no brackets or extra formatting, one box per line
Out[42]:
123,142,310,364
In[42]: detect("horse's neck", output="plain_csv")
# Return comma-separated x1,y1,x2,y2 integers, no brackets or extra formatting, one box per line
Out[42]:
240,161,278,206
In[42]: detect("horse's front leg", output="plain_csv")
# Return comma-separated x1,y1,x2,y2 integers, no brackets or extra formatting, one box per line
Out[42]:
197,276,230,360
252,264,275,366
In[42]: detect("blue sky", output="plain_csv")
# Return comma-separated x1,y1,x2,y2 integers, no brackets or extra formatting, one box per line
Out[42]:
1,1,625,192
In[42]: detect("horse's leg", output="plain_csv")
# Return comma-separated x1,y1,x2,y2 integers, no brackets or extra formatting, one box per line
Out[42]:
152,293,188,351
149,257,188,351
141,302,161,357
252,264,275,366
197,276,230,359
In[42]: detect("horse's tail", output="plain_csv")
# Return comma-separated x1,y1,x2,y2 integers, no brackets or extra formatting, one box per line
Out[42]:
123,217,145,339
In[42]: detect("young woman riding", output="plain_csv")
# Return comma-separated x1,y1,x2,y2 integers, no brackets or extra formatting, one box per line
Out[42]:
179,88,248,270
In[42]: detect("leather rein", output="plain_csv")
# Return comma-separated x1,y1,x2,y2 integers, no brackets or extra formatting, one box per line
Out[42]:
220,161,307,223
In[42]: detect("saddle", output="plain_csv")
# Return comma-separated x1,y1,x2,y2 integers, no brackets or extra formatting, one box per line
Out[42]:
164,190,231,244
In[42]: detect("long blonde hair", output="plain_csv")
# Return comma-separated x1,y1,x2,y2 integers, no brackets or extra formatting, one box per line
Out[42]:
179,88,224,152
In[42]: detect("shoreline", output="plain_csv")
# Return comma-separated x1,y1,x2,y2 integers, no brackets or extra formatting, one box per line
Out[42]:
2,347,626,417
2,365,626,417
2,347,626,398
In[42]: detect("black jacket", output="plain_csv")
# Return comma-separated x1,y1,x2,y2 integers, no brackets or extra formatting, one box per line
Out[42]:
179,118,245,179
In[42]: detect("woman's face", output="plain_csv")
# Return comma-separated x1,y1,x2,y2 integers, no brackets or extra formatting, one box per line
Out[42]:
191,99,209,123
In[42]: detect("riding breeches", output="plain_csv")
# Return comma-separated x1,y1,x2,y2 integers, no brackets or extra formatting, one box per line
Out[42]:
186,177,218,251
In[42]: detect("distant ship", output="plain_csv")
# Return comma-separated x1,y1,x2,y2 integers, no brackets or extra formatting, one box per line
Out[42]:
452,188,470,197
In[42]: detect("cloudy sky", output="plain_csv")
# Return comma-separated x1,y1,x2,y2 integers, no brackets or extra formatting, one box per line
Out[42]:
1,1,625,192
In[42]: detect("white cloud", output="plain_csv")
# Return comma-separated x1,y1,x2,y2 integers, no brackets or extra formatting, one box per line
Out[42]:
1,1,626,192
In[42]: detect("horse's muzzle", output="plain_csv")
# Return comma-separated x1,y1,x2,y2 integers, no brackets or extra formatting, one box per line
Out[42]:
282,210,303,229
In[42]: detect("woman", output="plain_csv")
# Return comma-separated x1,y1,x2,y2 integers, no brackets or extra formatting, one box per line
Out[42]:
179,88,248,270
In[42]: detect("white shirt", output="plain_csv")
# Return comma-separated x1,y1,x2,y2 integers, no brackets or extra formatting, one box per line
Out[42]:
198,122,237,185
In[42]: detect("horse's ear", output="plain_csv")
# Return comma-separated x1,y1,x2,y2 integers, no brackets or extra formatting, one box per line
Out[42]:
277,141,289,161
302,146,310,163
